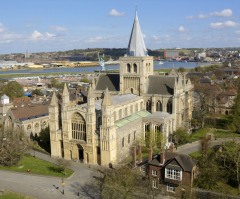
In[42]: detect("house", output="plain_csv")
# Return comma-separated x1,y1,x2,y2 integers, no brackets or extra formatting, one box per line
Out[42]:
133,144,198,193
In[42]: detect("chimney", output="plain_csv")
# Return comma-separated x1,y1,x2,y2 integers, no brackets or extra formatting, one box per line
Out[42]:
170,144,174,153
132,146,136,168
138,145,142,163
160,147,165,164
148,146,152,162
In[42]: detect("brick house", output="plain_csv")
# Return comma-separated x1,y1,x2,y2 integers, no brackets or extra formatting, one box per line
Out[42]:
133,145,198,193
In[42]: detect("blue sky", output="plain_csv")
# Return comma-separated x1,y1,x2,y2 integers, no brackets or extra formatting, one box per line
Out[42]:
1,0,240,54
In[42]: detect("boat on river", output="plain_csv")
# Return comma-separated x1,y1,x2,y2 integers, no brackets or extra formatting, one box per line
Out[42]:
159,61,164,65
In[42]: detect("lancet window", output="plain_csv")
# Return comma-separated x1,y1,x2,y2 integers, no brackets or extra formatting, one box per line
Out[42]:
156,101,162,112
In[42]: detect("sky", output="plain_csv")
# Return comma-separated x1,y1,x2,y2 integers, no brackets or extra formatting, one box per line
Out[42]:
1,0,240,54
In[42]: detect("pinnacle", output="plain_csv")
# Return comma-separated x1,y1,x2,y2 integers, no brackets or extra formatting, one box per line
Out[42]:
50,92,58,106
63,83,69,96
102,87,113,106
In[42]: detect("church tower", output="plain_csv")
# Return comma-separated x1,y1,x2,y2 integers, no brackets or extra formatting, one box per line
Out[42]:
85,85,96,163
100,88,117,166
49,92,61,157
119,10,153,96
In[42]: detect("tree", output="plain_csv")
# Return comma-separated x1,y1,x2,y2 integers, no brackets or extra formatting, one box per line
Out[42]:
81,78,90,83
214,69,225,80
56,158,71,176
2,81,24,98
99,166,142,199
137,129,166,151
0,128,30,167
38,126,50,143
31,89,42,96
199,136,211,158
50,79,59,88
222,141,240,195
178,67,186,72
194,84,215,128
231,89,240,133
188,75,200,84
173,127,189,144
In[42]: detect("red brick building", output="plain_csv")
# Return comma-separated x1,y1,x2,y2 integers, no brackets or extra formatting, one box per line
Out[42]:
133,145,198,193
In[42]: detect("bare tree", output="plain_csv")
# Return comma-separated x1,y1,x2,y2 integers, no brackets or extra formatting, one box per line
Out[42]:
56,158,71,176
199,136,211,158
194,84,217,128
0,128,30,167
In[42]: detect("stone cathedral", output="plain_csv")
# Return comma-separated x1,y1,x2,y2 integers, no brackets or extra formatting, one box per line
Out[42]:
49,11,194,166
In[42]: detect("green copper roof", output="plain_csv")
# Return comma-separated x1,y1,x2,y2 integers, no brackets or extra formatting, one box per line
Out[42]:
115,110,151,129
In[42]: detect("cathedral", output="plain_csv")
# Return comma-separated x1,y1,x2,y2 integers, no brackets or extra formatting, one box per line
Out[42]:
49,11,194,166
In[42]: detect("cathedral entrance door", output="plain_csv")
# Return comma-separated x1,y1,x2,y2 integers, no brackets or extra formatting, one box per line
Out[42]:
78,144,84,162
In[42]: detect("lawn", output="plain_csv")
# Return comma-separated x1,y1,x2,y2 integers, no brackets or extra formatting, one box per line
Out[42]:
187,128,240,143
0,154,73,178
205,114,233,130
0,189,35,199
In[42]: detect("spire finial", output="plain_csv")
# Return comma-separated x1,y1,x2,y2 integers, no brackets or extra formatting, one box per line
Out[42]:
135,3,137,11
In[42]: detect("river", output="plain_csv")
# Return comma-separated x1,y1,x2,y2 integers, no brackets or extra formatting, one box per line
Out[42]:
0,61,211,75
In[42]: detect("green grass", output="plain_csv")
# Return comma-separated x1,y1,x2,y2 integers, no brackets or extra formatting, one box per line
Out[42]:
189,149,213,159
0,154,73,178
0,189,35,199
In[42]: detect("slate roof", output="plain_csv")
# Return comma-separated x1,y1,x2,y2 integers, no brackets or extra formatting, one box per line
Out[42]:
10,102,50,120
146,76,175,95
95,74,120,91
149,151,198,172
115,110,151,129
186,72,213,78
146,111,171,119
94,94,139,111
199,78,212,83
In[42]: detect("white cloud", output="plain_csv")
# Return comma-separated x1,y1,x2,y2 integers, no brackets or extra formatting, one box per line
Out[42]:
25,24,36,28
198,14,210,19
142,34,146,38
84,35,119,43
31,30,43,39
46,32,56,38
0,40,12,44
151,36,158,40
24,17,40,22
113,24,120,27
164,35,170,38
208,21,240,29
108,9,125,17
179,26,189,32
0,23,7,33
234,31,240,34
197,9,233,19
49,25,68,32
85,36,102,42
185,15,194,20
214,9,233,17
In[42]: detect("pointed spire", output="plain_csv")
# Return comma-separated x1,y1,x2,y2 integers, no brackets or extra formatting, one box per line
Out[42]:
126,10,147,57
63,83,69,96
102,88,113,106
91,77,95,90
50,92,58,106
88,85,94,98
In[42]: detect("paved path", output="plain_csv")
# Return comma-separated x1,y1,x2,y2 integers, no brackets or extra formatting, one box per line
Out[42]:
0,150,104,199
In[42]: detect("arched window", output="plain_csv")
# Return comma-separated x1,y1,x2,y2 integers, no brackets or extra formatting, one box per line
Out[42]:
8,116,12,129
27,125,31,136
125,107,128,117
128,134,130,144
167,99,172,114
146,100,151,112
42,121,47,129
135,103,138,112
145,124,150,132
122,137,124,148
131,88,133,94
155,125,161,132
130,105,133,114
98,117,102,128
119,109,122,119
140,102,143,110
134,63,137,73
35,123,39,135
127,63,131,73
156,101,162,112
71,113,86,141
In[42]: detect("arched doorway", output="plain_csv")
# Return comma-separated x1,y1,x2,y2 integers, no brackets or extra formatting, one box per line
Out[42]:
71,112,86,141
77,144,84,162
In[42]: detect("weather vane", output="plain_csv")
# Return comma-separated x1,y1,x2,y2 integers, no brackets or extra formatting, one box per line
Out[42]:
135,4,137,10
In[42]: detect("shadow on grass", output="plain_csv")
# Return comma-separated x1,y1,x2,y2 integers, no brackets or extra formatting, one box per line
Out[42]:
47,166,63,173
